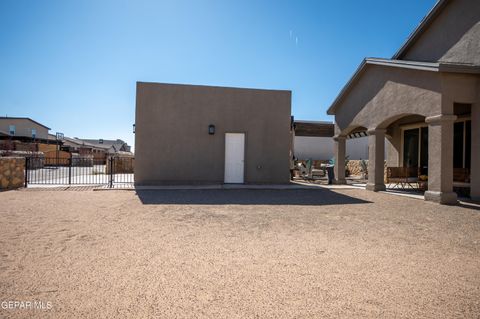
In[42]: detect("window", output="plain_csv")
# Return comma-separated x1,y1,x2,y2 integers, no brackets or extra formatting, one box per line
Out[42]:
9,125,15,135
465,121,471,169
403,128,419,168
453,122,464,168
452,120,471,169
420,127,429,175
403,127,428,174
31,128,37,138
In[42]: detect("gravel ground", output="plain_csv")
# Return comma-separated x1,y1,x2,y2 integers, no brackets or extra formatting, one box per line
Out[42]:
0,188,479,318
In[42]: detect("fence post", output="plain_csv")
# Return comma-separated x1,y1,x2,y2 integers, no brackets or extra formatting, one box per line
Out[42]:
68,154,72,185
109,157,114,188
24,157,29,188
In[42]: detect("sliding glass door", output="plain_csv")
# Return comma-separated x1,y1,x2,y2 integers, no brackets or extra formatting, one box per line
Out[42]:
403,127,428,174
402,120,471,176
403,129,419,168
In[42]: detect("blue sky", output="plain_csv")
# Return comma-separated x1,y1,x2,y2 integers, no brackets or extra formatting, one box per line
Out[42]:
0,0,437,148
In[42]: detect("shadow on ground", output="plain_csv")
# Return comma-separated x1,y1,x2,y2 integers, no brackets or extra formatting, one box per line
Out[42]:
136,189,371,206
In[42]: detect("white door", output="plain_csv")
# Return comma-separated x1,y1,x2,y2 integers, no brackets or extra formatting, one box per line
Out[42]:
224,133,245,183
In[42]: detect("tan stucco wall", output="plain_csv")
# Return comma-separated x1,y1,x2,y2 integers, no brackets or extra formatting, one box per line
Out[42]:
401,0,480,64
135,82,292,185
334,66,479,136
0,119,49,139
334,65,443,134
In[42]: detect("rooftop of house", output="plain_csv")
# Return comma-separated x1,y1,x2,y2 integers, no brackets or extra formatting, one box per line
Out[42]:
62,137,131,153
0,116,51,130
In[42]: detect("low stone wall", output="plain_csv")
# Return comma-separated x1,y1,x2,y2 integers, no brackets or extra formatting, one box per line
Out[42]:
0,157,25,190
0,151,45,169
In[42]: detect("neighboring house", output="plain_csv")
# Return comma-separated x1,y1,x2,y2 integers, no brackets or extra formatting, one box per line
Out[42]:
135,82,292,185
0,117,61,152
0,117,50,140
327,0,480,204
80,139,131,154
62,137,131,156
293,120,369,160
62,137,108,155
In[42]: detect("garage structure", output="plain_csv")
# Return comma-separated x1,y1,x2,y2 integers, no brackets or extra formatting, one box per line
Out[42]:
134,82,292,185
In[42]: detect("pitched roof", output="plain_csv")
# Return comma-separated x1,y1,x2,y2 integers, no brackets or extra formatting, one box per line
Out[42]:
79,139,128,152
393,0,449,60
0,130,10,137
0,117,51,130
326,57,480,115
62,137,110,150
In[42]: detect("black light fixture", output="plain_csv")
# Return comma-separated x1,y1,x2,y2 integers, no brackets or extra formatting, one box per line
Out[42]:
133,124,136,134
208,124,215,135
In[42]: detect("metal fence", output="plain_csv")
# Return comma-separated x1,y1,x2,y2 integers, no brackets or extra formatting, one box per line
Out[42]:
25,156,134,188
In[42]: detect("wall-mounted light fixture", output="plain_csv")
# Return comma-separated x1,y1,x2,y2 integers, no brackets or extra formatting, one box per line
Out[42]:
208,124,215,135
133,124,136,134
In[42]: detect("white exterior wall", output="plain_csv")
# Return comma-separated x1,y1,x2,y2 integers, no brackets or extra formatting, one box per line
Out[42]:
294,136,369,160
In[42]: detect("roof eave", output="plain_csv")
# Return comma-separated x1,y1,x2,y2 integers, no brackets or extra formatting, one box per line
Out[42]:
438,63,480,74
327,59,368,115
392,0,449,60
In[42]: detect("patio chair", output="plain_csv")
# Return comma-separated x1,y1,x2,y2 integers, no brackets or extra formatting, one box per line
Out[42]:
386,167,420,190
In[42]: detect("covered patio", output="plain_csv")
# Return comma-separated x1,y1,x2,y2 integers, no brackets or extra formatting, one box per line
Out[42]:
328,58,480,204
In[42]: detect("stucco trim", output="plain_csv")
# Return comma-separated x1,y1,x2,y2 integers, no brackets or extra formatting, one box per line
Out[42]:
136,81,291,94
438,63,480,74
366,128,387,135
332,135,346,141
425,114,457,124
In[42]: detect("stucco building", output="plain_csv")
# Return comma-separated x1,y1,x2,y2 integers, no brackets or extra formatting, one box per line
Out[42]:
328,0,480,204
0,117,50,140
135,82,292,185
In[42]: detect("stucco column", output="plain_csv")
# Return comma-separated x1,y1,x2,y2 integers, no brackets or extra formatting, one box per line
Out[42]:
471,104,480,201
366,129,386,191
424,114,458,205
333,135,346,184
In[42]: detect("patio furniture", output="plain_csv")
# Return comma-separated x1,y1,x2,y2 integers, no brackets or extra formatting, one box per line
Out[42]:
386,167,420,190
453,168,470,189
298,159,326,182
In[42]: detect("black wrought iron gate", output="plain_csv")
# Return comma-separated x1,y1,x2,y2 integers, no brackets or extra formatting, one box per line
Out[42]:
24,156,134,188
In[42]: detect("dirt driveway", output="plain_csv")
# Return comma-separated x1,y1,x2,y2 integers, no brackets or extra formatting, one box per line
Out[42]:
0,188,479,318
